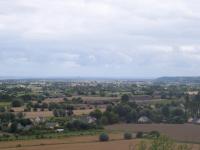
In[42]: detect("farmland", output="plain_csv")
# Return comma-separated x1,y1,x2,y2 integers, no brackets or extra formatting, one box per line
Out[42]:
23,108,106,118
106,123,200,143
0,134,121,149
0,102,10,107
1,79,200,149
1,134,200,150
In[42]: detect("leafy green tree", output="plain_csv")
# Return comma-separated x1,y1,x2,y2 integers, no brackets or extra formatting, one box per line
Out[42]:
121,94,129,103
99,133,109,142
90,109,102,120
0,112,16,122
162,106,170,118
171,108,184,117
10,122,18,133
0,107,5,112
103,111,119,124
124,132,132,140
126,110,137,123
12,100,23,107
114,104,131,119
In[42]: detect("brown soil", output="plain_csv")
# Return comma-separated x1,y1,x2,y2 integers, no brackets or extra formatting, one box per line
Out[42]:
105,123,200,143
1,133,199,150
0,134,122,149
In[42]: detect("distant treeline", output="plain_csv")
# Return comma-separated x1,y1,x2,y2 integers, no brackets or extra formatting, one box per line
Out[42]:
155,76,200,84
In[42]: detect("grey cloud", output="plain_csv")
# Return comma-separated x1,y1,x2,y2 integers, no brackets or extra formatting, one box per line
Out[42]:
0,0,200,77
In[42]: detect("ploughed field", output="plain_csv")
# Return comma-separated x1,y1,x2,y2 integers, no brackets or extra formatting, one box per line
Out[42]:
1,134,200,150
105,123,200,143
0,140,141,150
0,134,131,150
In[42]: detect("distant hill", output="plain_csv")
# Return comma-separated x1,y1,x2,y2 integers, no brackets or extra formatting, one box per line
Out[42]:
154,76,200,84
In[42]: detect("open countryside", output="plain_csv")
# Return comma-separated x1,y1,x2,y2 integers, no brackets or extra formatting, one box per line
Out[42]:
1,0,200,149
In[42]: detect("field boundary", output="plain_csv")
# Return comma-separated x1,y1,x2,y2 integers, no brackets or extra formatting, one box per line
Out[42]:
0,138,126,149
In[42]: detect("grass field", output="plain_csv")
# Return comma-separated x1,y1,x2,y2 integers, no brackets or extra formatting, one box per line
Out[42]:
105,123,200,143
0,102,10,107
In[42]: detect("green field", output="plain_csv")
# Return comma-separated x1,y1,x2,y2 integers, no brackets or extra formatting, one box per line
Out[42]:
0,102,10,107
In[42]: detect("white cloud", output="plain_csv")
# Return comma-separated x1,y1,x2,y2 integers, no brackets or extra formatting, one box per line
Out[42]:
0,0,200,77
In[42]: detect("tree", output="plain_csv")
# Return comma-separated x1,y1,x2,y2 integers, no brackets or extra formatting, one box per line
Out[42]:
162,106,170,118
10,122,18,133
0,112,16,122
103,111,119,124
99,133,109,142
66,105,74,116
121,94,129,103
21,94,32,102
124,132,132,140
184,94,190,116
53,109,66,117
0,107,5,112
16,112,24,119
172,108,184,117
100,116,109,125
12,100,23,107
114,104,131,118
126,110,137,123
106,105,112,112
90,109,102,120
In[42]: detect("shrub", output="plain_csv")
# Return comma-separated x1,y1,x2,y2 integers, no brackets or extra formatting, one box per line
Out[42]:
12,100,23,107
149,131,160,138
137,136,192,150
124,132,132,140
136,141,148,150
99,133,109,142
16,144,22,147
66,120,96,131
121,94,129,103
150,135,175,150
136,132,143,138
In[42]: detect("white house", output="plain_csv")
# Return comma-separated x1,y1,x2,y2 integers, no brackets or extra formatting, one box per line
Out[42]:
138,116,151,124
56,129,64,133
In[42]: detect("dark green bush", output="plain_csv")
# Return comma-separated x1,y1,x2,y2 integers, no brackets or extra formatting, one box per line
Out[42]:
16,144,22,147
124,132,132,140
149,131,160,138
12,100,23,107
136,132,143,138
99,133,109,142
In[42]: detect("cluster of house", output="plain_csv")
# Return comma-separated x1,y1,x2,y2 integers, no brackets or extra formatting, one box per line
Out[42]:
138,116,151,124
16,115,97,132
138,116,200,125
188,117,200,124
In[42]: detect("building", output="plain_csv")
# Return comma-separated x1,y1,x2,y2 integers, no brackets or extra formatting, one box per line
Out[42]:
138,116,151,124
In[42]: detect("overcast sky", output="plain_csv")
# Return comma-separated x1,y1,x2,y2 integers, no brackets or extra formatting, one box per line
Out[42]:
0,0,200,78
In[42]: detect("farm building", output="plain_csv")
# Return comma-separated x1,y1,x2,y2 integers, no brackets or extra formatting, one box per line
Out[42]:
138,116,151,124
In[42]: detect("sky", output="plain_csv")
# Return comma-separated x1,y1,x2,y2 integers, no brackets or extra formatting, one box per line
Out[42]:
0,0,200,78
